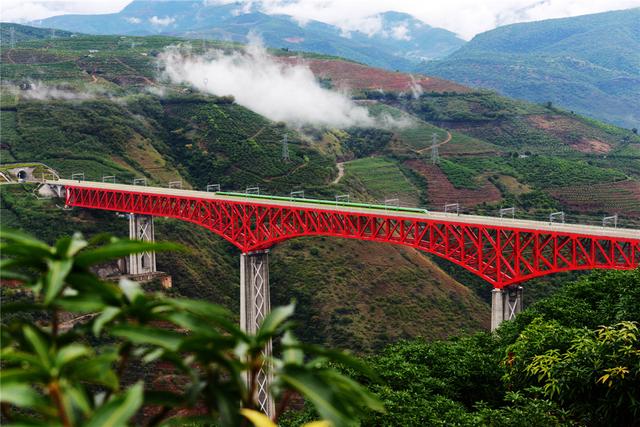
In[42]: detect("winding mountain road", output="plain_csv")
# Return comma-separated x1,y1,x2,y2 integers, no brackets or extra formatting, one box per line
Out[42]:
417,131,452,154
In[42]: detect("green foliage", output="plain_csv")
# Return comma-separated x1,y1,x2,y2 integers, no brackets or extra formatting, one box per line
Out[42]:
439,155,627,191
437,159,479,189
141,97,334,193
404,90,640,155
0,230,382,426
342,128,393,158
499,269,640,339
283,269,640,426
505,321,640,426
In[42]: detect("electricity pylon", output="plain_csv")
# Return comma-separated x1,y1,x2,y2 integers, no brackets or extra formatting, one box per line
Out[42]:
282,134,290,161
431,133,439,164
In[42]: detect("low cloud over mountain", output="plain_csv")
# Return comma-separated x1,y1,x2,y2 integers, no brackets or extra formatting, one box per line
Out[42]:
160,38,376,128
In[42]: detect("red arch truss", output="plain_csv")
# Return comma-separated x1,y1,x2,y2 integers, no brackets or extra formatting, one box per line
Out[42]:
64,184,640,288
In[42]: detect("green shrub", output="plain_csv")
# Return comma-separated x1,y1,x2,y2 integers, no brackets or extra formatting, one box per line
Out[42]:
0,230,382,426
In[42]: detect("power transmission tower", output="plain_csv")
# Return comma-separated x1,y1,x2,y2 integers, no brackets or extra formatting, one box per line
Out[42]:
431,132,439,164
51,28,56,39
282,134,290,161
10,27,16,49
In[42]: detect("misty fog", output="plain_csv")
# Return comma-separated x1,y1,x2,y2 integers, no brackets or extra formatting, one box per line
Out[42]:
159,38,382,128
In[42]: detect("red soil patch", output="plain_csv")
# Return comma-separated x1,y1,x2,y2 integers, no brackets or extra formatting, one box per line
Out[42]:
280,57,471,93
526,114,612,154
550,180,640,217
405,160,502,208
572,138,612,154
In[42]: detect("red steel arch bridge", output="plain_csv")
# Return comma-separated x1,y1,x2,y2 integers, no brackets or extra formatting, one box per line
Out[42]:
44,179,640,415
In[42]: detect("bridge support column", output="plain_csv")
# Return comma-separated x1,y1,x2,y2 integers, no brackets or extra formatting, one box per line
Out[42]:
127,214,156,275
240,250,275,418
491,286,523,331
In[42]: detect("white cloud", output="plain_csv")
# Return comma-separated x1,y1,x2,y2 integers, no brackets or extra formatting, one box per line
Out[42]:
9,81,95,100
149,16,176,27
125,17,141,24
264,0,384,37
389,22,411,41
1,0,131,23
257,0,640,39
159,37,378,128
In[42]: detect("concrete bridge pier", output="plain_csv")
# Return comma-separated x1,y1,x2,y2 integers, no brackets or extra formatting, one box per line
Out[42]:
240,250,275,418
491,285,523,331
128,214,156,275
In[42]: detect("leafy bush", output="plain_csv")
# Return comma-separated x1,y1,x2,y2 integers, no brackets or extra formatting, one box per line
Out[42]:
505,320,640,426
0,230,382,426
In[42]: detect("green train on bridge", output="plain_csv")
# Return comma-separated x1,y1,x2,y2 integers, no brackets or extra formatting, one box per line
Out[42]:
216,192,430,215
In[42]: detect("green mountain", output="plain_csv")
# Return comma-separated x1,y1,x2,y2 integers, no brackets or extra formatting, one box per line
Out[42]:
0,22,77,44
421,8,640,128
30,1,464,71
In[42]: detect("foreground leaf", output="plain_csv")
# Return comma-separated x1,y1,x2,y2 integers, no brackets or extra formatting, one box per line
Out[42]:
85,382,143,427
241,409,277,427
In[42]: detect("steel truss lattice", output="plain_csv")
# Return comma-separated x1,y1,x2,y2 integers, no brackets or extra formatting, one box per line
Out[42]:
240,251,274,417
65,186,640,288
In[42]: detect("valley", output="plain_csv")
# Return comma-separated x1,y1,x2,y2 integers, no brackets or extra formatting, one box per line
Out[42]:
1,2,640,423
1,32,639,354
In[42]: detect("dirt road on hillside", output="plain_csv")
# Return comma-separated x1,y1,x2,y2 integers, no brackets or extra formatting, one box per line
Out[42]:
417,131,452,154
332,162,345,184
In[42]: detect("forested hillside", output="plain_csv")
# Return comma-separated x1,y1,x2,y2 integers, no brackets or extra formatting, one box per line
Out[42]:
2,31,639,352
421,8,640,128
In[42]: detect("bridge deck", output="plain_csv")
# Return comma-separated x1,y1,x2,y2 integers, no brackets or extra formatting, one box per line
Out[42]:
51,179,640,241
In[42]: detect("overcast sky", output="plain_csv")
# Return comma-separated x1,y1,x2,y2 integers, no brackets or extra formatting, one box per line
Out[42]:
3,0,640,39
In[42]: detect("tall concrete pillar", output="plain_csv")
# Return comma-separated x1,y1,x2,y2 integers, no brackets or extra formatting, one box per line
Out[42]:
127,214,156,275
491,286,523,331
240,250,275,418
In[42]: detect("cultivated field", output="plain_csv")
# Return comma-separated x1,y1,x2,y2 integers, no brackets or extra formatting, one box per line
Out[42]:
550,180,640,218
344,157,421,206
405,159,502,209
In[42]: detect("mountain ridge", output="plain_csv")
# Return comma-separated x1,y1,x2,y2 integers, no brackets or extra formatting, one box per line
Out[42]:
420,8,640,128
29,0,464,71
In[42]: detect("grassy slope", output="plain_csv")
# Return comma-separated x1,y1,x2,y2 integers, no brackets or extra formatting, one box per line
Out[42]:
343,157,421,206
